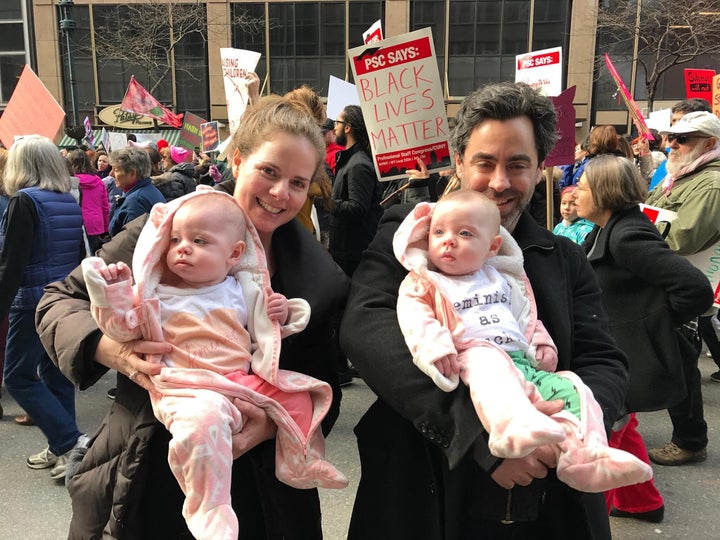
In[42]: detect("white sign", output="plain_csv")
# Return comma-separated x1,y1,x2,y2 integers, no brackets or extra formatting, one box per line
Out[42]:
327,76,360,121
348,27,452,181
641,204,720,307
220,48,261,134
515,46,563,97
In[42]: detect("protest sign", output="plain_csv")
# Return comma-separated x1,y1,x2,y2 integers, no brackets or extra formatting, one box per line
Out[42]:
713,75,720,120
99,127,110,151
0,65,65,149
201,121,220,153
327,76,360,121
604,54,653,139
179,111,207,150
641,204,720,307
348,27,451,181
545,86,576,167
515,46,562,96
363,20,383,44
684,69,715,103
108,132,128,151
220,48,261,135
83,116,95,149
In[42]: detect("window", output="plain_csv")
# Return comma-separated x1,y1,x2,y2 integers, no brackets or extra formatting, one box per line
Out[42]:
0,0,25,105
410,0,446,93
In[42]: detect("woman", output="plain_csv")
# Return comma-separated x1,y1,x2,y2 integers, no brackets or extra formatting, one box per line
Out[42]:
36,95,349,539
0,135,86,481
157,145,196,196
67,149,110,254
574,154,713,522
92,150,112,179
562,125,621,188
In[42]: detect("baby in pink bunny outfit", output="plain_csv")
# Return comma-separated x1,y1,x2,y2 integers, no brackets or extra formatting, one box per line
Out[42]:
82,188,346,540
394,189,651,493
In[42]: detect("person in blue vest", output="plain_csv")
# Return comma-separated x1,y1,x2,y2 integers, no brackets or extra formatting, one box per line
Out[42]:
0,135,87,481
107,147,165,237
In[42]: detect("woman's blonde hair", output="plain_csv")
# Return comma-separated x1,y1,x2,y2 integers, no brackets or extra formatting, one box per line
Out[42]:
3,135,72,196
230,95,326,183
583,154,647,212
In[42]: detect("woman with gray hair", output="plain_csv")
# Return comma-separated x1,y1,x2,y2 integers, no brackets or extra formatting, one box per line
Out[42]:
0,135,86,481
574,154,713,522
107,146,165,236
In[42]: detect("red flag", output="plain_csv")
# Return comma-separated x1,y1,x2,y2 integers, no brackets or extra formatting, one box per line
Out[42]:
120,75,184,128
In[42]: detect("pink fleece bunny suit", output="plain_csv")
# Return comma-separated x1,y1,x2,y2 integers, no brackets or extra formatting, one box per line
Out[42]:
393,202,651,493
82,189,347,540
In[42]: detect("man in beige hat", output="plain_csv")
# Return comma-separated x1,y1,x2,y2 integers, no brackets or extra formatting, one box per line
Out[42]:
645,110,720,466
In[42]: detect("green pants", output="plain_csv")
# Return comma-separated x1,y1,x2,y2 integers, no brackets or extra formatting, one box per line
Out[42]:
509,351,581,419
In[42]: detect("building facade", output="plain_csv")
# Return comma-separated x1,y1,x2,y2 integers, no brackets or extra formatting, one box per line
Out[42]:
6,1,718,140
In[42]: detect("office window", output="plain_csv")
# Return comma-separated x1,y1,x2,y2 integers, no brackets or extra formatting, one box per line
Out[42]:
410,0,446,91
232,3,267,87
0,0,25,105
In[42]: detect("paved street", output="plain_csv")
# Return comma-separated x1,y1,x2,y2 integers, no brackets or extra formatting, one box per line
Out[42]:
1,355,719,539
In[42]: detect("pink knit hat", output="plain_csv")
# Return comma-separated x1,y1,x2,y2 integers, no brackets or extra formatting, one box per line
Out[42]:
170,145,190,164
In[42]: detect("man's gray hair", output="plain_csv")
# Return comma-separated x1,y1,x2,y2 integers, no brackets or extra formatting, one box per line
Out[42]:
450,82,558,164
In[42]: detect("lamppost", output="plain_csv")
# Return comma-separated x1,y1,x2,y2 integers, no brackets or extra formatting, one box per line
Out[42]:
58,0,80,129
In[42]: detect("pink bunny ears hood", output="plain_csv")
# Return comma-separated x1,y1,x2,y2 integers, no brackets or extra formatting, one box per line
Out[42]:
392,201,524,276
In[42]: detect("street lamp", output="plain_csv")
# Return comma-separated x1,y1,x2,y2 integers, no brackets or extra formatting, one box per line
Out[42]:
58,0,80,128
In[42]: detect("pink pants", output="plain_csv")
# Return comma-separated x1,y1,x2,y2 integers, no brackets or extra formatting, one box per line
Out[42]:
604,413,663,513
153,373,313,540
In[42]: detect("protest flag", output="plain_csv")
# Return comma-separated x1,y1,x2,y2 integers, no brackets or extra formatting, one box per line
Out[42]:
604,54,653,139
120,75,183,128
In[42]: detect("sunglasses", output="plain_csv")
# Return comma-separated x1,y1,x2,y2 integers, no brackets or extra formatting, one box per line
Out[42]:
666,133,709,145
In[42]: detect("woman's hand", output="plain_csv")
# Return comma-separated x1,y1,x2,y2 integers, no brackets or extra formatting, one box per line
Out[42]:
231,399,278,459
95,335,168,392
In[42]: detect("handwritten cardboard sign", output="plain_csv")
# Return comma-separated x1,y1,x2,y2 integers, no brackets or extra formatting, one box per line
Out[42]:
713,75,720,121
220,48,261,135
348,27,451,181
684,69,715,103
201,121,220,153
641,204,720,307
179,111,207,151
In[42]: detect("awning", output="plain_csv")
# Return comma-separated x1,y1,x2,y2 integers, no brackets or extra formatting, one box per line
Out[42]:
57,128,182,149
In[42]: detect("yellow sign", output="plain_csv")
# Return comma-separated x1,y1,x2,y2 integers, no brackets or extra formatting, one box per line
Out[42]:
97,104,166,129
713,75,720,121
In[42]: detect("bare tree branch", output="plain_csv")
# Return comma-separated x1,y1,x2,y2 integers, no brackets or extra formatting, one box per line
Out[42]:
597,0,720,111
88,0,264,100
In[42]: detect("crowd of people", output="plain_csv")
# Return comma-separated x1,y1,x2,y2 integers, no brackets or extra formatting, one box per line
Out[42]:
0,75,718,539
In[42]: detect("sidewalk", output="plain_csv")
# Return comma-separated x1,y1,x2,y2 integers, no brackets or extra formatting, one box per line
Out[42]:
1,357,719,539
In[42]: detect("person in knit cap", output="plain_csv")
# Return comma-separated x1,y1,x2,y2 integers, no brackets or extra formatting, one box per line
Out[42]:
153,145,196,199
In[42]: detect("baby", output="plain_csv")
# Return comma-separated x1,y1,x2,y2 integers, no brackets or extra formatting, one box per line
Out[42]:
82,188,347,540
553,186,594,245
393,189,651,493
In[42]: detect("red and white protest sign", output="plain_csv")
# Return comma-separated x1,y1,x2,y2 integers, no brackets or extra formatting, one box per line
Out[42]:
641,204,720,307
363,20,383,44
684,68,715,103
348,27,451,181
515,47,562,97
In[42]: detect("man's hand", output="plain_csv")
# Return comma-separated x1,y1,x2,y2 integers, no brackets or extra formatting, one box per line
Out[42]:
490,398,564,489
491,445,558,489
267,292,289,324
231,399,277,459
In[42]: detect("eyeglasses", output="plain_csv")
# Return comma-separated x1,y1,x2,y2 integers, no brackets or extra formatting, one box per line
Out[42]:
666,133,710,145
334,120,347,126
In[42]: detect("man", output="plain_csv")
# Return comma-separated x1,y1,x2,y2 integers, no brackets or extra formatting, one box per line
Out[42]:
329,105,383,277
645,110,720,466
341,82,629,539
649,98,712,190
